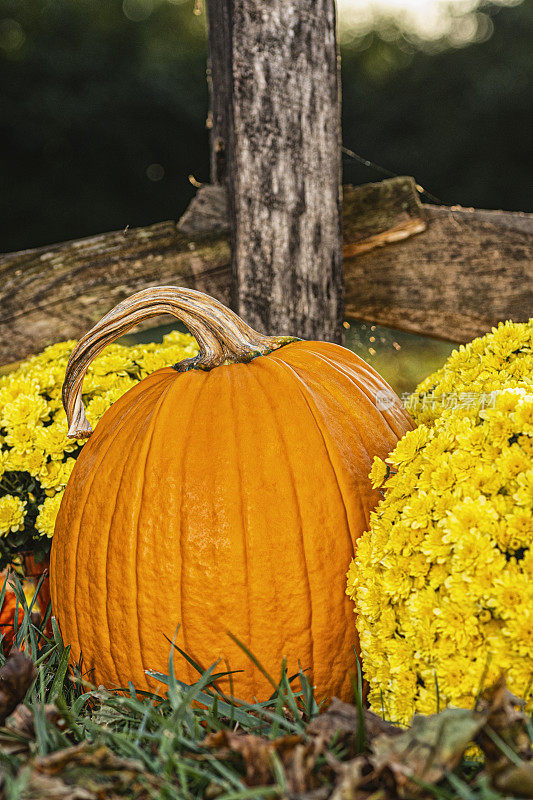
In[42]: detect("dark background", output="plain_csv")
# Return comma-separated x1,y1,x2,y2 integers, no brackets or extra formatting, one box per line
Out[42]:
0,0,531,254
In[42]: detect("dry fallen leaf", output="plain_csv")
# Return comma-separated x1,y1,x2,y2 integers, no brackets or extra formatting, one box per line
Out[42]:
290,788,331,800
203,729,330,792
32,741,144,775
474,677,533,796
371,706,488,797
307,697,401,757
0,703,68,757
21,771,96,800
328,756,368,800
0,648,37,725
494,762,533,798
203,730,296,785
476,677,532,767
25,742,161,799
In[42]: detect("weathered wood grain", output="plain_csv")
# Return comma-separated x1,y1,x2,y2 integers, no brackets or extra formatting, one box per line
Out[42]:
343,175,426,256
0,225,231,366
343,204,532,342
1,177,531,366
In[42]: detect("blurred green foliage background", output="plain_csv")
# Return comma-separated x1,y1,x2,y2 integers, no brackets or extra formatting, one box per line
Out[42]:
0,0,531,254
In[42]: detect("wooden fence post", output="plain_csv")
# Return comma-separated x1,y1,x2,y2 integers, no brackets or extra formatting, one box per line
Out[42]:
205,0,344,342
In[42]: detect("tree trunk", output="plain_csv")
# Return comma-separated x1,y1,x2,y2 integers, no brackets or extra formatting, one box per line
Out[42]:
206,0,344,342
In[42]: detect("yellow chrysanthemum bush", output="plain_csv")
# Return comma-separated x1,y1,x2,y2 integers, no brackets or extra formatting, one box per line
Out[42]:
408,318,533,426
0,332,198,568
347,320,533,725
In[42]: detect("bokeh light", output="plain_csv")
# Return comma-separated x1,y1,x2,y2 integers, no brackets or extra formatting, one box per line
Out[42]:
337,0,522,45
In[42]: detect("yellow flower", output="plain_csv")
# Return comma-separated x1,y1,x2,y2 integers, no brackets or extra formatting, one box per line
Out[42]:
40,341,76,361
369,456,388,489
497,445,530,478
387,426,429,468
102,377,138,404
518,434,533,456
82,373,124,395
495,388,526,413
385,638,414,675
5,447,47,477
35,492,64,538
514,469,533,506
503,610,533,658
514,401,533,433
479,409,515,447
435,656,485,704
522,549,533,578
33,421,78,459
490,320,531,354
426,563,449,590
4,426,37,454
39,461,63,490
429,461,456,492
0,376,41,408
0,450,9,481
504,509,533,551
1,394,50,429
162,330,198,348
135,351,175,373
0,495,26,535
90,351,134,376
420,525,452,563
85,395,113,426
491,572,531,619
448,528,496,573
455,422,487,455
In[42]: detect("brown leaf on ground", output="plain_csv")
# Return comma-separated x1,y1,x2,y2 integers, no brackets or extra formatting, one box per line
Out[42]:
32,741,144,775
24,742,161,799
11,703,66,737
474,677,533,795
21,772,96,800
494,762,533,798
371,706,488,797
0,704,68,755
307,697,401,757
0,648,37,725
290,788,333,800
328,756,370,800
203,729,330,792
475,677,532,768
203,730,296,785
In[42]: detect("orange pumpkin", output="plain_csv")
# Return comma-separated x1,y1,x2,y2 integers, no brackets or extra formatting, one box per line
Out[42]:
51,287,413,701
1,588,23,651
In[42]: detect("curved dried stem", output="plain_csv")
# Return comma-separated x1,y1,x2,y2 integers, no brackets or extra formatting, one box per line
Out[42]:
62,286,298,438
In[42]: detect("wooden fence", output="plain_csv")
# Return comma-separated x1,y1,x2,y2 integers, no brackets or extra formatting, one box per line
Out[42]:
1,177,531,367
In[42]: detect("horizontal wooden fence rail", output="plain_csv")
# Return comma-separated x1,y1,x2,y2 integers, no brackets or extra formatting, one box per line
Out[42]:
0,177,531,366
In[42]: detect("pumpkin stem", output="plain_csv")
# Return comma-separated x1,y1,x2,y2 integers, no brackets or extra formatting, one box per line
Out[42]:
62,286,298,438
